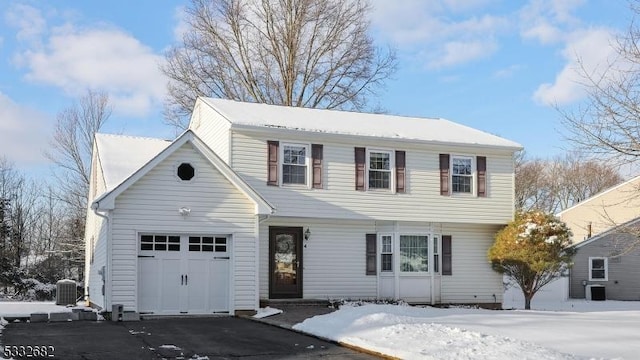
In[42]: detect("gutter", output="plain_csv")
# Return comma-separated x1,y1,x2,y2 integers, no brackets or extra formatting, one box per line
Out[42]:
92,201,111,311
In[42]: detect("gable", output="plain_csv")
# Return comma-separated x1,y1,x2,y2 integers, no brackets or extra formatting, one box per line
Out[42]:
92,130,273,215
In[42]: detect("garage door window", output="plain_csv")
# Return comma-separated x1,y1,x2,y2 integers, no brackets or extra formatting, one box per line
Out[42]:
189,236,227,252
140,235,180,251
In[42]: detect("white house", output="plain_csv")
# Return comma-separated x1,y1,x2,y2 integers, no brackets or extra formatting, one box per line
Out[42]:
84,98,522,316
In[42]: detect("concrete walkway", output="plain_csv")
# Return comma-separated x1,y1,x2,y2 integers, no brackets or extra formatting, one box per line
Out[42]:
249,304,336,328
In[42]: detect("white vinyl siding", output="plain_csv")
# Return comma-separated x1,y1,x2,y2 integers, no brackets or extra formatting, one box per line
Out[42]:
259,218,377,300
110,143,257,312
189,101,232,164
439,223,504,304
232,130,514,224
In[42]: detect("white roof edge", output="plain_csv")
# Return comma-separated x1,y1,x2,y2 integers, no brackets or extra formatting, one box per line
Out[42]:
573,216,640,249
557,174,640,216
92,130,274,214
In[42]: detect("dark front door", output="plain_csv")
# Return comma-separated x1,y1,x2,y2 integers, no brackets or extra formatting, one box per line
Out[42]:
269,227,303,299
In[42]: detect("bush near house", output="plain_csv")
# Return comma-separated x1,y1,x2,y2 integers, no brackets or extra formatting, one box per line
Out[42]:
488,211,574,309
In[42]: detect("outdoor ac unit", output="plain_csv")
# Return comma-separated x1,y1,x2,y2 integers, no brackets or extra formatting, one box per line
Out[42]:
586,284,606,301
55,279,77,306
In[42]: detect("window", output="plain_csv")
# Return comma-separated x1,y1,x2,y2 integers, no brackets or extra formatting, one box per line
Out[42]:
140,234,180,251
177,163,195,181
381,235,393,272
368,150,392,190
589,257,608,281
282,144,309,185
400,235,428,272
451,156,473,193
433,235,440,273
188,236,228,252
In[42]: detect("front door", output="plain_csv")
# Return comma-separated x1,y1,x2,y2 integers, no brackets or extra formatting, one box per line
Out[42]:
269,227,303,298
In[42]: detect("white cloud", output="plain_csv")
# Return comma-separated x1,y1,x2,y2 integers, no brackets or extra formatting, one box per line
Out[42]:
493,64,525,79
8,4,167,117
173,6,189,42
370,0,508,68
4,4,47,45
0,92,52,165
519,0,585,44
429,40,498,68
533,28,619,105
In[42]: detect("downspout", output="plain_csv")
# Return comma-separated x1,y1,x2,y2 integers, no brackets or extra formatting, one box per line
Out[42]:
92,201,111,311
255,214,271,310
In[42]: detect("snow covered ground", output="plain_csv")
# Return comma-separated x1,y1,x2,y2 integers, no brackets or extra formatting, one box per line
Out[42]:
3,300,640,359
293,300,640,360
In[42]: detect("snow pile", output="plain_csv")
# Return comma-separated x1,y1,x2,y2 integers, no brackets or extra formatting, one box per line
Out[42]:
252,306,283,319
0,301,93,318
293,303,640,359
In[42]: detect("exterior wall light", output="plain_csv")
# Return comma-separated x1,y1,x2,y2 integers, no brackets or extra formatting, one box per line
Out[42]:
304,228,311,241
178,207,191,216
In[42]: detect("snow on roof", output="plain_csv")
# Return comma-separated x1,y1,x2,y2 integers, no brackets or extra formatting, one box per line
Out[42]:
95,133,171,191
200,98,522,149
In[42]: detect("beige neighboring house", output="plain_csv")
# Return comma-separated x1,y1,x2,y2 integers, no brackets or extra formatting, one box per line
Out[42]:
558,175,640,301
558,175,640,244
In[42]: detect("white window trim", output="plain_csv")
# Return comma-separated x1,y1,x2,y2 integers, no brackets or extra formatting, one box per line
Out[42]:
450,155,475,195
399,233,430,274
379,234,394,274
280,142,311,188
366,148,395,192
589,256,608,281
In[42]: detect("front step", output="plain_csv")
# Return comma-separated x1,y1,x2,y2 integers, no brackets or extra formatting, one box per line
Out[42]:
260,298,330,308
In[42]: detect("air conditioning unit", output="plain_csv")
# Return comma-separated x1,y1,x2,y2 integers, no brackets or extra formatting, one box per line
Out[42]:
55,279,77,306
586,284,606,301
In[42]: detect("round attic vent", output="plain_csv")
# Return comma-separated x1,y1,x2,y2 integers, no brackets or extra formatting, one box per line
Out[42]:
177,163,195,181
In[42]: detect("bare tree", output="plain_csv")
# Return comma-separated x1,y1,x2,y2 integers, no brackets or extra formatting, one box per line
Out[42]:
45,89,112,216
515,152,623,213
163,0,397,129
44,90,111,282
561,1,640,164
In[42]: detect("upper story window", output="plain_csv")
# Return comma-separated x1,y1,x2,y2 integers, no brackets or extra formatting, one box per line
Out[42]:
589,257,608,281
451,156,473,194
267,141,323,189
367,150,393,190
282,144,309,185
439,154,487,197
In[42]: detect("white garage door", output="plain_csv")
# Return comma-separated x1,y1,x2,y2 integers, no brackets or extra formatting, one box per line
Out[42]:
138,234,230,315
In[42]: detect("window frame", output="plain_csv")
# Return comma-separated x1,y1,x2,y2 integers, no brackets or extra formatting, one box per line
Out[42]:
280,142,311,187
589,257,608,281
450,155,474,195
366,149,394,191
379,234,394,273
399,234,430,274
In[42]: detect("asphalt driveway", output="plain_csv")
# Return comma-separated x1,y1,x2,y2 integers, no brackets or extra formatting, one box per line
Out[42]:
2,317,379,359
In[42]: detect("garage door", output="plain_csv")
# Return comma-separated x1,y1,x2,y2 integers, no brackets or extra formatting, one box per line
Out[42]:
138,234,230,315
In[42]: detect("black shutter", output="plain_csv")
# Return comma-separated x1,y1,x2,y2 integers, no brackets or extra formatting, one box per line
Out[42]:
267,141,279,186
312,144,323,189
355,147,366,191
442,235,452,275
477,156,486,197
366,233,377,275
439,154,450,196
396,150,406,193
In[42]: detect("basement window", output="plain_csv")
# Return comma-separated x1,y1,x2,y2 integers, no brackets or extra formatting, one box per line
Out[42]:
177,163,195,181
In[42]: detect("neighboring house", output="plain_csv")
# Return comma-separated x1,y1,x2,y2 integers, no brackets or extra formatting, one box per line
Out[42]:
568,218,640,300
558,175,640,243
558,175,640,300
84,98,522,316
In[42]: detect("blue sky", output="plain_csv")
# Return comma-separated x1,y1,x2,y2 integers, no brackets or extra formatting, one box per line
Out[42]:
0,0,631,176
